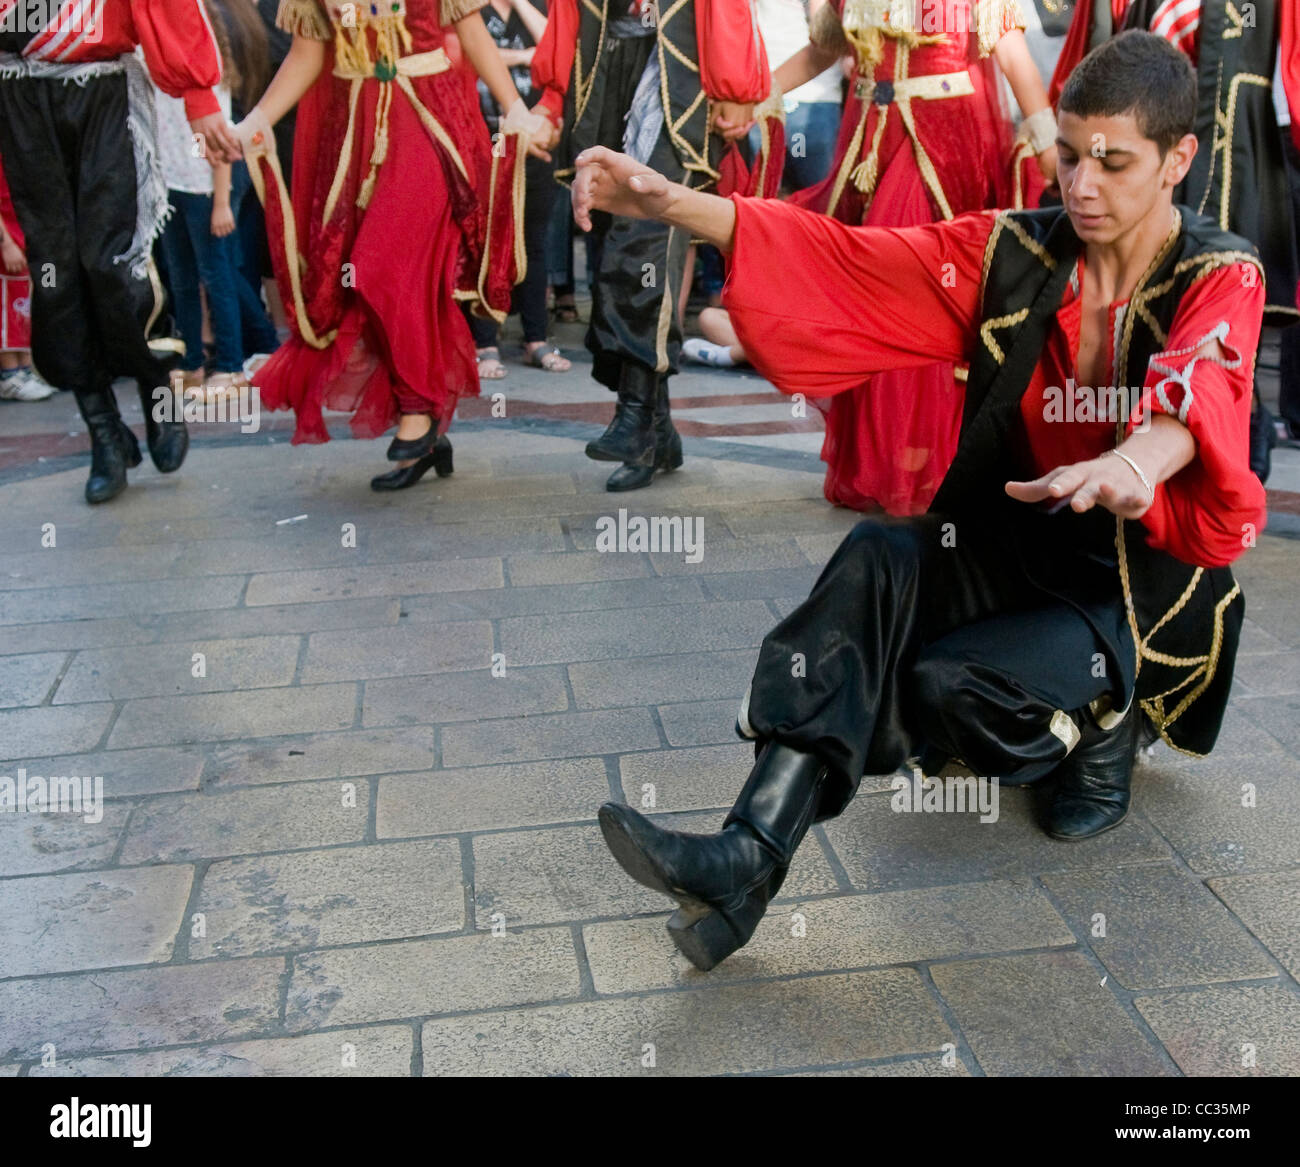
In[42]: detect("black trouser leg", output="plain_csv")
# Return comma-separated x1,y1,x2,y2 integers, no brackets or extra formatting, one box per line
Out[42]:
742,514,1133,817
518,155,556,345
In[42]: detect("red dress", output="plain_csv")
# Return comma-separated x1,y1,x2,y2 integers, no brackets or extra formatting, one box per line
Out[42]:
791,0,1031,514
252,0,524,444
0,155,31,353
723,196,1267,568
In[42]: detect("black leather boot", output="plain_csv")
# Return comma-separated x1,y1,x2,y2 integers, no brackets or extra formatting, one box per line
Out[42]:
137,379,188,473
77,387,141,504
585,361,656,465
1045,704,1141,840
606,375,683,492
598,741,828,971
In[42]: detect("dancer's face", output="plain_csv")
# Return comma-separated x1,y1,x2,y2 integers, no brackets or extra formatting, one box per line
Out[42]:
1055,111,1197,244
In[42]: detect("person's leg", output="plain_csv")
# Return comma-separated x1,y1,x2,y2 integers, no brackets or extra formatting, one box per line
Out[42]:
518,155,556,347
684,306,747,366
468,308,505,379
160,194,206,374
189,202,245,375
229,161,279,356
599,514,1029,968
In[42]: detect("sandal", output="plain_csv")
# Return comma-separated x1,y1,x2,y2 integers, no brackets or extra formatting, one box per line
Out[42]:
524,342,571,373
476,346,507,379
552,296,579,324
203,370,251,399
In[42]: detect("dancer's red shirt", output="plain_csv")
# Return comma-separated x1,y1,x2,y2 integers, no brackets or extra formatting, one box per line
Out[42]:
531,0,770,121
0,0,223,121
721,196,1267,570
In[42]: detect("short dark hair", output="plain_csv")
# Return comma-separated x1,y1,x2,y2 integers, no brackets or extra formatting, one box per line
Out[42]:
1058,30,1196,155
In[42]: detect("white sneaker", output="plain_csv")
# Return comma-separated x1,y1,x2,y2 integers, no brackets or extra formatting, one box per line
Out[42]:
682,338,736,368
0,369,55,401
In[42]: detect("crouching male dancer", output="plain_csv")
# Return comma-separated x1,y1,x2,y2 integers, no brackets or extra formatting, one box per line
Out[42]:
572,30,1268,971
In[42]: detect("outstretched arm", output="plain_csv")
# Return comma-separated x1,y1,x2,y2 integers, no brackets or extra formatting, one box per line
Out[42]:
572,146,738,249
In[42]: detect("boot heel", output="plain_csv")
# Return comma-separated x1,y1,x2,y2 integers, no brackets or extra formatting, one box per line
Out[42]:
432,436,453,478
666,902,743,972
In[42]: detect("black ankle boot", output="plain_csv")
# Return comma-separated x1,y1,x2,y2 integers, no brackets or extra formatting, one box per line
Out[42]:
137,379,188,473
1045,704,1141,840
371,436,453,491
598,741,828,971
77,387,141,504
586,361,656,465
606,375,683,492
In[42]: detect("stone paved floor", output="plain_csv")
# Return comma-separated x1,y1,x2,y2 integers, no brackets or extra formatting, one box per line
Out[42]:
0,318,1298,1077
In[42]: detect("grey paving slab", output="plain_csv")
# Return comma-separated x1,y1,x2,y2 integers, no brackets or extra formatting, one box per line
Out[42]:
109,683,357,748
617,743,756,812
300,622,493,684
0,575,245,626
505,550,651,587
718,502,864,540
781,1056,970,1077
1232,695,1300,754
119,779,369,864
363,666,570,727
1,543,184,590
377,757,610,836
54,636,301,704
243,557,503,606
0,1065,18,1075
583,879,1074,994
0,958,283,1061
28,1026,414,1077
499,601,772,667
931,951,1171,1076
1207,870,1300,979
1040,865,1277,990
147,597,402,641
0,651,66,706
822,785,1173,893
0,865,193,978
398,575,704,623
362,519,570,561
440,707,660,768
0,703,115,761
656,699,744,746
192,839,464,957
1136,751,1300,874
569,649,754,710
1135,985,1300,1076
419,968,951,1076
648,537,810,577
697,566,821,602
563,507,739,552
285,928,581,1032
1236,619,1292,656
1233,651,1300,696
0,802,131,877
18,746,204,798
0,617,157,656
206,726,435,787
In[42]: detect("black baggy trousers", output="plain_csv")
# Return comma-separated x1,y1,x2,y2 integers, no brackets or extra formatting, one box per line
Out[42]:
0,72,172,398
742,505,1136,819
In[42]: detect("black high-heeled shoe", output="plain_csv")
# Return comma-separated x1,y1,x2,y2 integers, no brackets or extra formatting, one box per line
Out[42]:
386,419,439,463
370,436,453,491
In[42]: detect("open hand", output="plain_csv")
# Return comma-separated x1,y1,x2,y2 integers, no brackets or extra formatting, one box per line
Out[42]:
572,146,673,232
1006,455,1154,520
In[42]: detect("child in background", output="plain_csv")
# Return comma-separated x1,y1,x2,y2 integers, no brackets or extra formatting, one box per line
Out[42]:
0,152,55,402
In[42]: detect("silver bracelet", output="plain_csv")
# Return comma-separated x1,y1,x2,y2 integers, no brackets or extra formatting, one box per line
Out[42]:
1105,448,1154,503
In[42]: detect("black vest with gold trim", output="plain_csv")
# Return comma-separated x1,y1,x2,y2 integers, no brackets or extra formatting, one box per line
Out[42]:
555,0,720,190
931,204,1263,757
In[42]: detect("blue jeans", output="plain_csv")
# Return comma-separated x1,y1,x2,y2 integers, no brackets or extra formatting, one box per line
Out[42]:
159,188,244,373
231,161,279,356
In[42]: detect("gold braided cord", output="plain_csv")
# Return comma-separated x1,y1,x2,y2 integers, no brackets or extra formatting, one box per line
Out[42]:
825,103,871,217
1210,72,1271,228
245,146,339,350
1162,582,1241,728
656,0,717,183
1116,208,1182,390
357,79,395,210
672,88,707,134
979,307,1029,365
848,103,891,198
572,0,608,134
662,35,700,74
978,215,1005,312
895,91,954,219
323,79,363,225
469,129,529,324
1003,215,1055,270
1140,566,1205,650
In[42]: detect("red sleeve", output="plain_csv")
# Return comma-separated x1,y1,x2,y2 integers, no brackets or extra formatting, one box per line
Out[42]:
1282,0,1300,153
132,0,224,121
1048,0,1094,108
531,0,579,121
721,195,993,398
697,0,770,104
1124,263,1267,568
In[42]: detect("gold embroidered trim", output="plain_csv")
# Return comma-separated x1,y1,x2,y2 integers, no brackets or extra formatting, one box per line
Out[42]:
275,0,331,40
654,224,678,372
977,0,1027,58
1115,208,1182,392
1003,215,1056,270
656,0,718,184
979,307,1029,365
